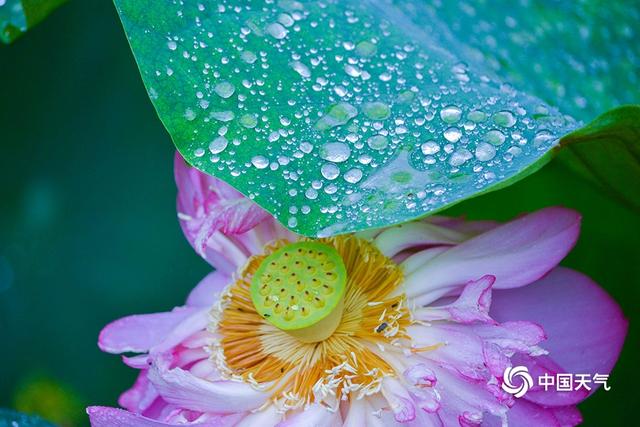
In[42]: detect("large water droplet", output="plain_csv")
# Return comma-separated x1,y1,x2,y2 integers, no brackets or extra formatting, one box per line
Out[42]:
367,135,389,151
251,155,269,169
355,40,377,57
440,105,462,124
320,142,351,163
444,127,462,143
492,111,517,127
211,111,234,122
209,136,229,154
214,81,235,99
420,140,440,155
467,110,487,123
321,163,341,180
241,50,257,64
363,102,391,120
239,114,258,128
266,22,288,39
449,149,472,166
533,130,556,147
344,168,363,183
315,103,358,131
475,142,496,161
484,129,506,145
290,61,311,78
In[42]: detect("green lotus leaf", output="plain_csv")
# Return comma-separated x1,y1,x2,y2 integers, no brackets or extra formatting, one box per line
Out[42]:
114,0,637,236
0,0,66,43
559,105,640,212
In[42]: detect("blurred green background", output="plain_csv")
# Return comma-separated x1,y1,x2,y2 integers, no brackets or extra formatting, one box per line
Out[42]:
0,1,637,426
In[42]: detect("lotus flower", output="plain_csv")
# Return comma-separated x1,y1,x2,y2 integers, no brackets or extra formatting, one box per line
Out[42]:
87,154,627,426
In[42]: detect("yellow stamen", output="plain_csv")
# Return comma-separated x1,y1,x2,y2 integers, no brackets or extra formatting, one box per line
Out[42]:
211,236,411,409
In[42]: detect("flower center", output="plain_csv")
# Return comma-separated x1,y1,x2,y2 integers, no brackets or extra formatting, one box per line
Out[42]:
249,241,347,343
210,236,411,411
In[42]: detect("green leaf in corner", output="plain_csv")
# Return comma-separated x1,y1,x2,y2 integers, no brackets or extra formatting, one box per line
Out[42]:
558,105,640,212
0,409,57,427
0,0,66,44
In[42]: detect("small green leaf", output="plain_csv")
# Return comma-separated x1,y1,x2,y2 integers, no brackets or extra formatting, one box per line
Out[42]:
0,409,57,427
115,0,582,236
1,0,66,44
558,105,640,212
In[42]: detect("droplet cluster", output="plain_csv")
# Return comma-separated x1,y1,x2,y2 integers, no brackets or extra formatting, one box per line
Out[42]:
124,0,625,236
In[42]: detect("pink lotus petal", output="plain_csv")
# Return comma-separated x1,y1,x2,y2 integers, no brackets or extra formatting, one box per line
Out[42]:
427,216,498,235
342,397,367,427
373,222,467,258
234,405,282,427
404,363,437,388
382,378,417,422
429,365,507,425
550,406,583,426
175,153,270,236
504,399,581,427
470,321,546,355
510,353,589,406
98,307,200,354
87,406,224,426
151,308,210,354
490,267,627,405
148,365,267,414
186,271,230,307
276,404,341,427
123,354,151,369
409,324,487,381
175,153,272,270
415,276,495,324
404,207,581,305
119,371,158,414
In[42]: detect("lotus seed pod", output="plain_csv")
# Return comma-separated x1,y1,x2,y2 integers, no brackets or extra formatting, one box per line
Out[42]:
250,241,347,342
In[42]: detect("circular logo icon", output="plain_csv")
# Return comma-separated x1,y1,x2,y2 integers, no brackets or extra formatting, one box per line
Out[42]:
502,366,534,398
